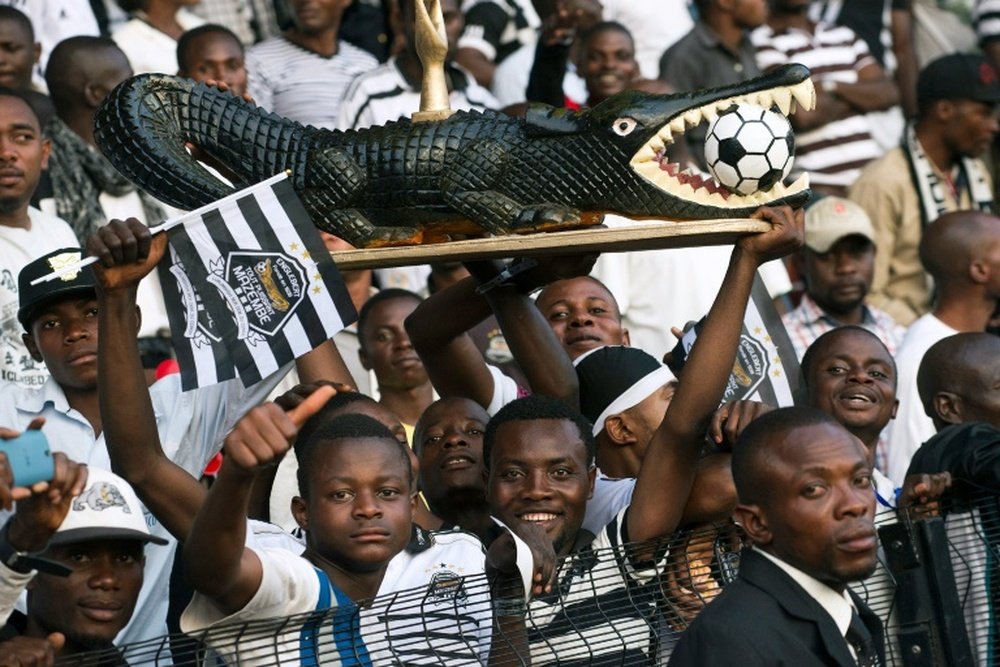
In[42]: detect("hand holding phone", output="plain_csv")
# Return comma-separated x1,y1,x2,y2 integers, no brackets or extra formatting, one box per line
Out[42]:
0,430,54,489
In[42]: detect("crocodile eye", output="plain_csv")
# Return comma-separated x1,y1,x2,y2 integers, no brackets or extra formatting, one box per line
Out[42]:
612,117,638,136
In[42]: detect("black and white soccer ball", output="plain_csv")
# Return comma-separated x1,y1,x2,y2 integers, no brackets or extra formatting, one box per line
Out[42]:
704,103,795,196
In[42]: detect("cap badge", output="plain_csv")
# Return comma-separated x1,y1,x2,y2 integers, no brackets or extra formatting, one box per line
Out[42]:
46,252,83,283
980,62,998,85
72,482,132,514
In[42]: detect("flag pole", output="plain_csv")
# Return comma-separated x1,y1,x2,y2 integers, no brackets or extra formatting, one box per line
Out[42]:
29,171,291,286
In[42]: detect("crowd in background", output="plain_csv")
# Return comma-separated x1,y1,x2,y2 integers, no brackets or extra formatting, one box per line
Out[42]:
0,0,998,664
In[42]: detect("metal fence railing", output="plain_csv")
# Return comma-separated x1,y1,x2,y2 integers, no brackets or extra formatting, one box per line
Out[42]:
55,493,1000,666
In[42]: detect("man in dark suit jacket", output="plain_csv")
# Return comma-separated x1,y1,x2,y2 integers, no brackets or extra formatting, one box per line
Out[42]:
670,407,886,666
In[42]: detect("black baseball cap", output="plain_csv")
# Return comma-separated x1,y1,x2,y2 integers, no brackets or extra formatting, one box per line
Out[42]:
917,53,1000,105
17,248,97,330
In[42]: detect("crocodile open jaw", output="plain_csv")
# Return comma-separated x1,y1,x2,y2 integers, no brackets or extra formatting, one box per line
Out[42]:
630,77,816,209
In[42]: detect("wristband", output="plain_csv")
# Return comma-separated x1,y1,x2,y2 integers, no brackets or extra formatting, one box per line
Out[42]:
492,596,527,617
473,259,540,296
0,520,70,577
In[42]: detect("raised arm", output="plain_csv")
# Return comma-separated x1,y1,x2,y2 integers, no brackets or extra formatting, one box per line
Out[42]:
407,257,590,410
627,207,804,544
182,387,335,614
90,219,206,541
466,259,587,408
405,276,497,408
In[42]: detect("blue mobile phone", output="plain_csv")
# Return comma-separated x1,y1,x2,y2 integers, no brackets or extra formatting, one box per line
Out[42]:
0,430,55,488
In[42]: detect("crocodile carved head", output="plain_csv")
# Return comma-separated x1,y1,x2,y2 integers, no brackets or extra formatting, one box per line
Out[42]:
570,63,815,218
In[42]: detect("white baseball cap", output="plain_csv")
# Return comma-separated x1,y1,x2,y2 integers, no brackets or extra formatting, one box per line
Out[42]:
47,467,167,547
804,196,876,254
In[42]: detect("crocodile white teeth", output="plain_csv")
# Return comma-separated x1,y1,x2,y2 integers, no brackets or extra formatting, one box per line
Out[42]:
772,88,792,116
790,79,815,111
683,108,702,127
628,77,815,209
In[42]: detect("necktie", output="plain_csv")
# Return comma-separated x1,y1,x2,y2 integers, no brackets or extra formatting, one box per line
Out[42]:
846,610,878,667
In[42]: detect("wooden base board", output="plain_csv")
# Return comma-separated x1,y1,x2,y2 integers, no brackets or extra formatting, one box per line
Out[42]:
329,218,770,270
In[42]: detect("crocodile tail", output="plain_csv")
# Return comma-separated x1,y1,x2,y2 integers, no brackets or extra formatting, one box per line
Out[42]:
94,74,311,212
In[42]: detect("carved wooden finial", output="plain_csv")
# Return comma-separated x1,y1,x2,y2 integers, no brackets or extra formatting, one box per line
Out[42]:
411,0,454,122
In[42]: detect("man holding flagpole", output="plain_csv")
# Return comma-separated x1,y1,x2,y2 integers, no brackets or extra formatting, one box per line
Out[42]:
0,186,357,652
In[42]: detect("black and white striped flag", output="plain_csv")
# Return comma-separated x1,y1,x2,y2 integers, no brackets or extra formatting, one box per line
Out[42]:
157,173,357,390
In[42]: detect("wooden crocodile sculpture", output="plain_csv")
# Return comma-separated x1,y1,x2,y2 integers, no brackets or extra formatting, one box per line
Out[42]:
93,64,815,248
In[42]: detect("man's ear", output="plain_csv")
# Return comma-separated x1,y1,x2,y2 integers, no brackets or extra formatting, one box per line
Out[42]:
358,347,371,371
604,413,634,446
39,137,51,171
734,503,771,546
586,465,596,500
970,257,990,285
22,332,42,363
933,392,963,426
291,495,309,531
890,398,899,420
935,99,954,122
83,81,103,108
621,328,631,347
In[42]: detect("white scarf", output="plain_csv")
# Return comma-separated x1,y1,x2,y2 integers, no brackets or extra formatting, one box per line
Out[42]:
902,122,993,227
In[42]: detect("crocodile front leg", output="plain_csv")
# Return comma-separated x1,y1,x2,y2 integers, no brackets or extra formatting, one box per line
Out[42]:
442,140,582,235
303,146,424,247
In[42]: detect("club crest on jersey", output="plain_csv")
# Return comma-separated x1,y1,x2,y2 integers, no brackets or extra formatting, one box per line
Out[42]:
428,570,467,604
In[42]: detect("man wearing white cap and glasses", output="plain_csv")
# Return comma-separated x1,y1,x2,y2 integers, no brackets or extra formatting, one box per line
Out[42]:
782,196,906,360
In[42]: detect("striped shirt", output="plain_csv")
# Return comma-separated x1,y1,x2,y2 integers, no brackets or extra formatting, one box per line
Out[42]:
526,508,663,666
245,37,378,130
752,23,883,188
781,293,906,360
336,57,499,130
458,0,540,64
976,0,1000,44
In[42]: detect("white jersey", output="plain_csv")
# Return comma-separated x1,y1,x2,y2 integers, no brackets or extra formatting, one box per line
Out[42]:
182,526,491,666
885,313,958,484
526,508,663,665
0,208,79,389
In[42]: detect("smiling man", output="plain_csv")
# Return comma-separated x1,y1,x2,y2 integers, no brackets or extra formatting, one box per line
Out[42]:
483,205,804,664
670,407,884,666
413,396,493,542
801,326,899,507
534,276,629,360
783,196,905,360
0,90,77,388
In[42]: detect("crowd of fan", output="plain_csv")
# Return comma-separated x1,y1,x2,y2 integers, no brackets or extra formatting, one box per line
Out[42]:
0,0,997,664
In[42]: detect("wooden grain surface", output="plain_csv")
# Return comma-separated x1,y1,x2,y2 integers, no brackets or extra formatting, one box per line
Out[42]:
329,218,771,270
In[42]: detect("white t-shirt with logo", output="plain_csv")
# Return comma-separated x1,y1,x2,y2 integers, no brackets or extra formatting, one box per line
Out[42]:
0,208,79,388
182,527,491,665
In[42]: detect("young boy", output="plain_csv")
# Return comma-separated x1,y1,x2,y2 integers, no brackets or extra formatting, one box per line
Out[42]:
180,398,538,664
